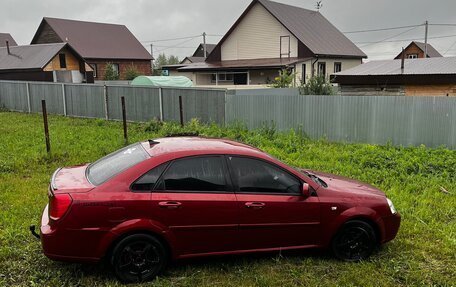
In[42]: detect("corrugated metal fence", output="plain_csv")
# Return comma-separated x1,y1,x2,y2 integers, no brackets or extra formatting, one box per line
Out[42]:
225,94,456,148
0,81,226,124
1,80,455,148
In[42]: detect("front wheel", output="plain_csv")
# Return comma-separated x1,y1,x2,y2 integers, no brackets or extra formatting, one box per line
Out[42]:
111,234,168,283
331,220,377,261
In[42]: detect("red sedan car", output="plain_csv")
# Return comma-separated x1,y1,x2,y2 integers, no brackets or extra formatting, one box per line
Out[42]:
33,137,400,283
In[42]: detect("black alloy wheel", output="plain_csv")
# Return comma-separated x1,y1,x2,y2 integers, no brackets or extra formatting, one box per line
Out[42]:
332,220,377,261
111,234,168,283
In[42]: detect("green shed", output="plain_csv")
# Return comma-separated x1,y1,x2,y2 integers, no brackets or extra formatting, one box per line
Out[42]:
131,76,193,87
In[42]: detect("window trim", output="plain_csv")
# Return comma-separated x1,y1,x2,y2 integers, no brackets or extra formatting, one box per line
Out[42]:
151,155,235,194
225,155,303,196
317,62,326,77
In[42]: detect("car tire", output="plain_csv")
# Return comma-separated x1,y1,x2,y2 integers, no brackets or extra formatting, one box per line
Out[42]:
111,234,168,283
331,220,377,262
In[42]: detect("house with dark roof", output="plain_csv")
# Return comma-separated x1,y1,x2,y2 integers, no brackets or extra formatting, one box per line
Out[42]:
181,43,217,64
0,33,17,47
395,41,442,59
0,42,93,83
331,57,456,96
172,0,366,86
30,17,152,80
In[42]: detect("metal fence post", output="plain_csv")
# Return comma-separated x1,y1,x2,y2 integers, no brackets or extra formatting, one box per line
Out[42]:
159,87,164,121
61,83,67,116
26,82,31,113
104,85,109,120
41,100,51,154
121,96,128,145
179,95,184,127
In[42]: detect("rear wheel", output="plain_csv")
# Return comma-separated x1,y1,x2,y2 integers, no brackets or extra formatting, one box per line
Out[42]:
111,234,168,283
332,220,377,261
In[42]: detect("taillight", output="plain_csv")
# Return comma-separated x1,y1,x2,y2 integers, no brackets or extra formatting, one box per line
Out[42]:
49,193,73,221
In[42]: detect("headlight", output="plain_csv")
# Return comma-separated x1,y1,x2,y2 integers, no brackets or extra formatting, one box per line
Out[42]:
386,198,397,215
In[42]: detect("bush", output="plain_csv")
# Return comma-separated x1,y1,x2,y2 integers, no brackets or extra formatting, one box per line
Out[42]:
104,62,119,80
270,69,295,88
300,75,334,95
125,65,141,80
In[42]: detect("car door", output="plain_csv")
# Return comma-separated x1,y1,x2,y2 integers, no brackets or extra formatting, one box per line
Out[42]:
227,156,321,250
148,155,239,256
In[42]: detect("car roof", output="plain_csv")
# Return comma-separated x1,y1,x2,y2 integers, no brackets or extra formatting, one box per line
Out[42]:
140,137,265,157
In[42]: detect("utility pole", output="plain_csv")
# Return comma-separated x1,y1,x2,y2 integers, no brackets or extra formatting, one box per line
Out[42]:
150,43,154,74
203,32,207,58
424,20,429,58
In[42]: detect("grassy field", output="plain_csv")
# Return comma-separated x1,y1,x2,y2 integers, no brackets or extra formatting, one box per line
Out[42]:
0,111,455,287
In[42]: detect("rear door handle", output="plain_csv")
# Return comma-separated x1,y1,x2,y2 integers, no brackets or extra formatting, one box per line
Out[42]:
245,202,265,209
158,201,182,209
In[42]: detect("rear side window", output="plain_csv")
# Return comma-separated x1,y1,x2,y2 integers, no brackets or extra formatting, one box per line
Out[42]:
131,163,168,192
228,156,301,194
87,143,149,186
157,156,227,192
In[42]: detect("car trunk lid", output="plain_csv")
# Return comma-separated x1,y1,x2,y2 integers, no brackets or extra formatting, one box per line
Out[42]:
50,165,94,194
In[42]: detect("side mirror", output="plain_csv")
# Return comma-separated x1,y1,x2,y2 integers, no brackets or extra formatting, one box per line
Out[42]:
302,183,311,198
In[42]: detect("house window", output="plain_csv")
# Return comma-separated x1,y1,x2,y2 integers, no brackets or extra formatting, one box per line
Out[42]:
301,64,306,84
90,63,98,78
211,74,217,83
59,53,67,69
334,62,342,73
112,63,120,76
218,73,234,82
407,54,418,59
318,62,326,77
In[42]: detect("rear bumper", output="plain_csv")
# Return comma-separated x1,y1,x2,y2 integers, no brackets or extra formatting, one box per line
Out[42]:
381,212,401,243
39,205,102,263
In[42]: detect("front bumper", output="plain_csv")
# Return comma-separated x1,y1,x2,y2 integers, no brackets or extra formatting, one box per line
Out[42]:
381,212,401,243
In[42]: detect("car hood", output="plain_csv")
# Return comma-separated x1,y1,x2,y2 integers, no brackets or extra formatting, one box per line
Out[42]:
51,164,94,193
304,169,385,197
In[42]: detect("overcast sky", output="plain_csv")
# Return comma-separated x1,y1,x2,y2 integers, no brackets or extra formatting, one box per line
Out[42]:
1,0,456,61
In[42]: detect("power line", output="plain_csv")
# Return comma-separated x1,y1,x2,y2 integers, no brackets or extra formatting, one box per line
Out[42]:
443,39,456,55
153,36,200,53
358,26,420,48
141,34,202,43
429,23,456,27
343,24,423,34
353,33,456,44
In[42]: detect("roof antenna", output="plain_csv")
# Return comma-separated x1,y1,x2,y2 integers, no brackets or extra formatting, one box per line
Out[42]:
316,1,323,12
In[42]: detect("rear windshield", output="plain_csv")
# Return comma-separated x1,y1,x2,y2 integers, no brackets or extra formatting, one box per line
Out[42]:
87,143,149,186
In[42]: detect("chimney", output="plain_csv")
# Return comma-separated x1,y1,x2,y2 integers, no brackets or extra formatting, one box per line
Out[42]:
6,40,10,55
401,47,405,73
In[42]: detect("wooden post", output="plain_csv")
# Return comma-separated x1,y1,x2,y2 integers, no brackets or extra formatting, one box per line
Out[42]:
41,100,51,154
179,95,184,127
121,96,128,144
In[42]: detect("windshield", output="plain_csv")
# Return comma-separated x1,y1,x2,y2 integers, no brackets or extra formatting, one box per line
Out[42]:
87,143,149,186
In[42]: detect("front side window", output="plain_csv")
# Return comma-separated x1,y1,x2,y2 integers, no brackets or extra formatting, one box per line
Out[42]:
334,62,342,73
87,143,149,185
131,162,168,192
228,157,301,194
158,156,227,192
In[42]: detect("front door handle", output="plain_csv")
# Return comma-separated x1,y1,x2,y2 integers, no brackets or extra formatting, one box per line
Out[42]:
245,202,265,209
158,201,182,209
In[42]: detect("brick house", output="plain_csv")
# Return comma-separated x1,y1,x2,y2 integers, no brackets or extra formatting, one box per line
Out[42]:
395,41,442,59
31,17,153,80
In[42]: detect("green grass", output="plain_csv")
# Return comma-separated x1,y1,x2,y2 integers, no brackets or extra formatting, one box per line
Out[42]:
0,111,455,287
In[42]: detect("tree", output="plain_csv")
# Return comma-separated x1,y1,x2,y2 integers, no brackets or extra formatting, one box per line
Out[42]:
104,62,119,81
299,75,334,95
125,65,140,80
270,69,295,88
153,53,180,76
